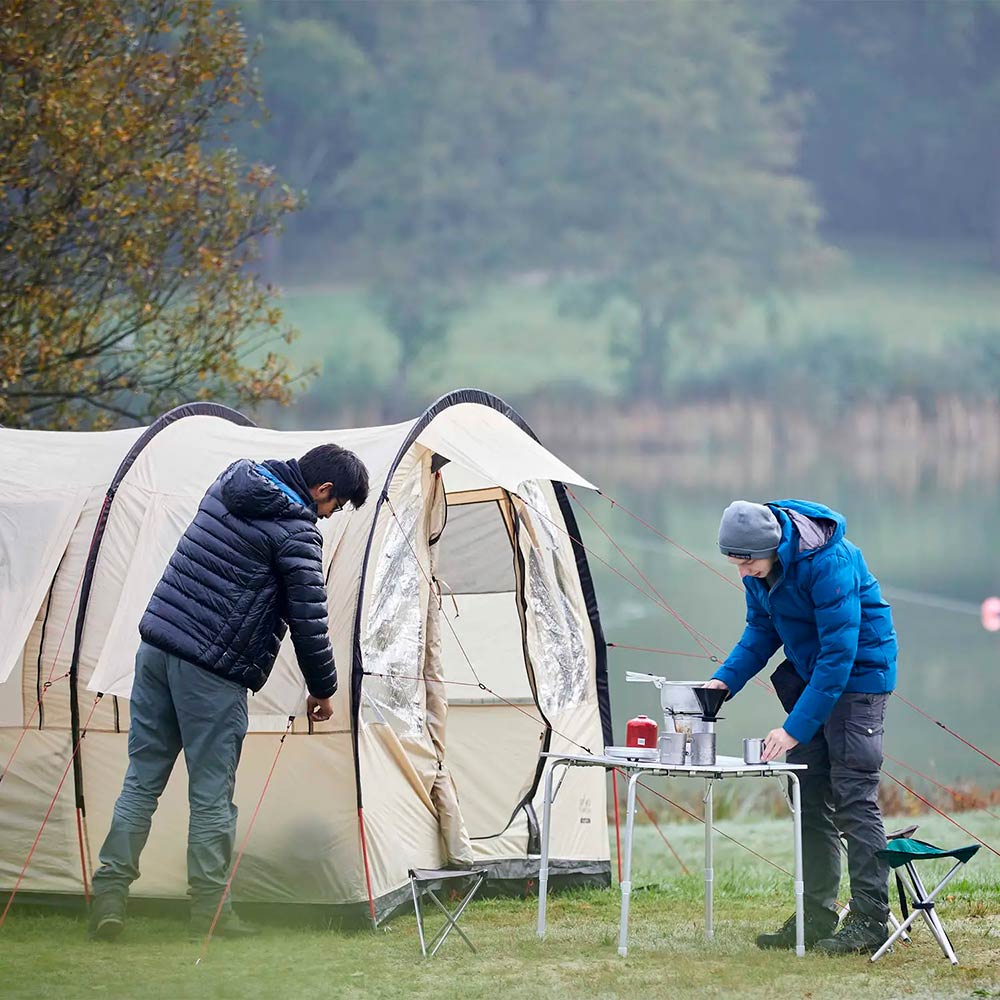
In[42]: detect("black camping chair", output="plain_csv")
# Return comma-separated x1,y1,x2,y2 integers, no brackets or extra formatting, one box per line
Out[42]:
408,867,488,958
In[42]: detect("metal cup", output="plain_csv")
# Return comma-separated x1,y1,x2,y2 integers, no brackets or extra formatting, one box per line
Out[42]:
659,732,687,765
743,737,766,765
690,731,716,765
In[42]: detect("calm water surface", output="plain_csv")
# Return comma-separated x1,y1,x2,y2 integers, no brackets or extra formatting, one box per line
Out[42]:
562,446,1000,787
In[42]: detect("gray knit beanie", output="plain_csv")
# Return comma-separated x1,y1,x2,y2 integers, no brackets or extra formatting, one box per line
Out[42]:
718,501,780,559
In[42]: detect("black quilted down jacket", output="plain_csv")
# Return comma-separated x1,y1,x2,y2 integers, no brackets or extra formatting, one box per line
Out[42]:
139,458,337,697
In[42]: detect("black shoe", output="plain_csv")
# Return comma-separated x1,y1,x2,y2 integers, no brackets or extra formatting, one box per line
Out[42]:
756,911,839,951
814,912,889,955
87,893,126,942
188,911,259,942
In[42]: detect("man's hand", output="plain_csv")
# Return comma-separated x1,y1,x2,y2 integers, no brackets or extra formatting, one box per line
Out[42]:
307,695,334,722
762,726,798,762
704,679,729,692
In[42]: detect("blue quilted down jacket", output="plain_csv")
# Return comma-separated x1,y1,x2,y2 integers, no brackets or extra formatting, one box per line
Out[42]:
139,458,337,698
712,499,897,744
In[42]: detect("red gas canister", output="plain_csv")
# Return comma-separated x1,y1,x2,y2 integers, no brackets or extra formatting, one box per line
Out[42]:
625,715,658,749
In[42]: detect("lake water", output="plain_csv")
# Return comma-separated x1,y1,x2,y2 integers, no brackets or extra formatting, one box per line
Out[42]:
561,446,999,788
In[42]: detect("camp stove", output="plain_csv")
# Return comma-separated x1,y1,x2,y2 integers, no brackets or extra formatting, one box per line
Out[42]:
625,672,727,741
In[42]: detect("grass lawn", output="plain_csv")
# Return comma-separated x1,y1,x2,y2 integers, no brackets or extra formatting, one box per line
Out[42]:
269,240,1000,408
2,809,997,1000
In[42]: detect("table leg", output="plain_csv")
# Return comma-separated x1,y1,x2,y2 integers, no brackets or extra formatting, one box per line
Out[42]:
617,771,640,957
788,773,805,958
704,778,714,940
536,760,556,938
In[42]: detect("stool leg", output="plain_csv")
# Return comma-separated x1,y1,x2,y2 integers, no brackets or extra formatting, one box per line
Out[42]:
411,879,428,958
887,908,910,944
426,883,481,957
906,864,959,966
870,906,920,962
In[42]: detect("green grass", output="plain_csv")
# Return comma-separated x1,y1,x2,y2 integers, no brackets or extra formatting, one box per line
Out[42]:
2,809,997,1000
269,240,1000,408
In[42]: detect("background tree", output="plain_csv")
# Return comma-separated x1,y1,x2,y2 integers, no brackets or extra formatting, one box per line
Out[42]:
335,1,520,414
0,0,304,429
785,0,1000,260
523,0,828,401
235,0,372,277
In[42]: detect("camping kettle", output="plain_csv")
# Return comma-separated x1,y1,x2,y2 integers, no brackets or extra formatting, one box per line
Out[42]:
625,715,658,749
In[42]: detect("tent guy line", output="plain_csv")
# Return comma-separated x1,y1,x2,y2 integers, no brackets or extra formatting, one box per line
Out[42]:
879,770,1000,860
516,492,724,660
573,487,1000,771
883,752,1000,824
588,489,743,593
521,481,1000,855
389,493,798,879
0,395,613,920
558,491,720,658
195,716,295,964
383,496,594,756
0,671,70,785
0,694,104,929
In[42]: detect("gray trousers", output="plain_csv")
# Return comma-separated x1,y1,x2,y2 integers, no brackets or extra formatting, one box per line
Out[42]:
92,642,249,919
787,691,891,924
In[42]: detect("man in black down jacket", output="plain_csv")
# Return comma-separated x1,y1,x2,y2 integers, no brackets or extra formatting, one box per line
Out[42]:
89,444,369,941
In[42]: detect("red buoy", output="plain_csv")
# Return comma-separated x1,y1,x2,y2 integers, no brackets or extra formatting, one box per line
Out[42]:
981,596,1000,632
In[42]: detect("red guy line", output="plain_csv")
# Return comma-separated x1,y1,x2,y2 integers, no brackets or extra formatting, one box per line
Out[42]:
0,695,103,929
562,490,714,658
880,769,1000,859
518,492,726,659
636,793,690,875
883,752,1000,823
590,490,743,591
196,717,294,962
0,672,71,786
608,642,714,660
891,692,1000,769
614,769,793,878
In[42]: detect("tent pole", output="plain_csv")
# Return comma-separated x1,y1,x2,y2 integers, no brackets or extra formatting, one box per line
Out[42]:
358,808,377,927
75,807,91,903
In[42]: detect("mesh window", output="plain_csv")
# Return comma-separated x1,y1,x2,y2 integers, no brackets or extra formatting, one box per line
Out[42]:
435,501,515,595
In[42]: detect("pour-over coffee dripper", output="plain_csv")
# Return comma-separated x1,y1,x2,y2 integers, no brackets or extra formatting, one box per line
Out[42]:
694,685,727,723
625,673,726,737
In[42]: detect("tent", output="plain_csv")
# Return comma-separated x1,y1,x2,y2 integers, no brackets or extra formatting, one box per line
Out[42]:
0,390,613,922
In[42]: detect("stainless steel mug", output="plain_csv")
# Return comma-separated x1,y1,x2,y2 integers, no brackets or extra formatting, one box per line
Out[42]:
659,732,686,765
743,737,766,764
690,731,716,765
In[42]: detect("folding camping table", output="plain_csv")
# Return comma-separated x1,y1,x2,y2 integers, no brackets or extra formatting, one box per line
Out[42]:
535,751,807,957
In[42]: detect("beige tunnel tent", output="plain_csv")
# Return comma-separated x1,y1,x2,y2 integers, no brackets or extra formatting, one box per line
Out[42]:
0,391,614,922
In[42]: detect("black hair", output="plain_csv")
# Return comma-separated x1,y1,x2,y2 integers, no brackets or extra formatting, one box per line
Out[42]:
298,444,370,509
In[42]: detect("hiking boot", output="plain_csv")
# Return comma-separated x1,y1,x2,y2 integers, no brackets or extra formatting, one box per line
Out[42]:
756,911,839,951
188,911,259,942
814,912,889,955
87,893,126,942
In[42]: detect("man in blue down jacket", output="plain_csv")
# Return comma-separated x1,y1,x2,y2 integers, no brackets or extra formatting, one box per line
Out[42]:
89,444,369,941
706,499,898,955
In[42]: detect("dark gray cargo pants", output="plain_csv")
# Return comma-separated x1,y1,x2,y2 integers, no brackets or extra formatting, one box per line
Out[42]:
92,641,249,920
787,690,891,924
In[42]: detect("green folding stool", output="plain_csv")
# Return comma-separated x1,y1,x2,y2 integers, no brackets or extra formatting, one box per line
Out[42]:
870,837,981,965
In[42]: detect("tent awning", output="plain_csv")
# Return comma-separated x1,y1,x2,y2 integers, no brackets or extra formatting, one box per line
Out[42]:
415,402,597,495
